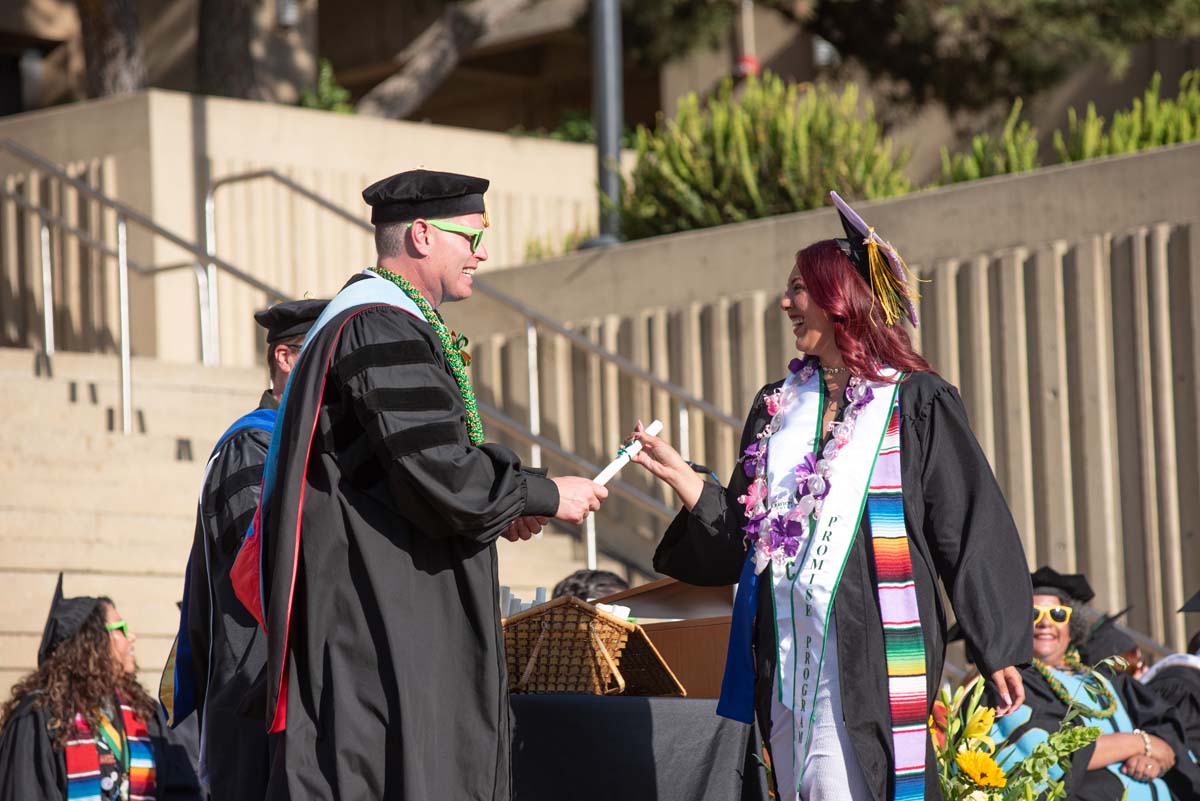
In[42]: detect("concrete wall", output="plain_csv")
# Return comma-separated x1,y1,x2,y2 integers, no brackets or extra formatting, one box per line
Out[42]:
0,89,605,364
451,143,1200,650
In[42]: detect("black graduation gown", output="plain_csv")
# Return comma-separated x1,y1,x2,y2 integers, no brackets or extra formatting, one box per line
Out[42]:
654,371,1033,801
1004,666,1200,800
182,392,275,801
258,300,559,801
1147,665,1200,755
0,694,203,801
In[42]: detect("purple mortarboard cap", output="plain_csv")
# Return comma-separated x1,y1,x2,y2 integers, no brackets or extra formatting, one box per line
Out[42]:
829,191,919,328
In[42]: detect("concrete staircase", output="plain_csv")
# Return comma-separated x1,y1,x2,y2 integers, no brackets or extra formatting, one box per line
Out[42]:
0,346,609,696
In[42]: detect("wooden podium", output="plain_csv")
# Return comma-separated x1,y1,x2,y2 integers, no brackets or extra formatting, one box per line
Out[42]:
597,577,733,698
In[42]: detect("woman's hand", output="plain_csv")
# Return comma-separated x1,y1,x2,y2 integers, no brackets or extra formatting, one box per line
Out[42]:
989,666,1025,716
1146,733,1176,770
627,421,705,510
1121,755,1164,782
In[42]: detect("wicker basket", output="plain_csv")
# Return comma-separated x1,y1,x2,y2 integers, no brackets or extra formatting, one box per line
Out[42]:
504,595,685,697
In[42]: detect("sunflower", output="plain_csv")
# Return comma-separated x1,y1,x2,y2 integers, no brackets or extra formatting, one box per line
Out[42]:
956,749,1007,788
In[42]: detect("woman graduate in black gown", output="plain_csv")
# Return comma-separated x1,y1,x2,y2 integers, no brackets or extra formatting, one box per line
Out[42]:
629,192,1032,801
0,576,201,801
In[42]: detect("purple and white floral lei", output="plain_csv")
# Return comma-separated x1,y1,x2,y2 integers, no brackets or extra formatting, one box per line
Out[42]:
737,356,875,574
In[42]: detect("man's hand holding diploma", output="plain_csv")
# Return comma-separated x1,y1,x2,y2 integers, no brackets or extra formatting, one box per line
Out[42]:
550,476,608,525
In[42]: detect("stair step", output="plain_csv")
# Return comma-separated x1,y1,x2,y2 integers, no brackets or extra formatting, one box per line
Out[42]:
0,509,194,575
3,570,187,640
0,347,265,390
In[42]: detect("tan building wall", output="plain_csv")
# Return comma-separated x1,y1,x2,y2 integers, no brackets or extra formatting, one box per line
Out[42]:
452,143,1200,650
0,89,606,365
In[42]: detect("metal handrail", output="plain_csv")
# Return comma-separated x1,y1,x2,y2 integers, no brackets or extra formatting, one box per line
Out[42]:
0,140,290,303
207,168,741,467
482,401,674,572
0,138,295,432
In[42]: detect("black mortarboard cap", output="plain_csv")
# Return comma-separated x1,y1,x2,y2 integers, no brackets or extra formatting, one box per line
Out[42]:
254,299,328,344
37,573,101,666
362,169,489,225
1080,607,1137,664
1030,565,1095,604
1182,589,1200,613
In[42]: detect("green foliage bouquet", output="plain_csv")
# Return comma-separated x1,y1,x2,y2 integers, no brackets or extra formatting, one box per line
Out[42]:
932,678,1099,801
618,72,911,240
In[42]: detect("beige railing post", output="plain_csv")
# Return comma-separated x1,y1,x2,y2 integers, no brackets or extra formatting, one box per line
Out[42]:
116,214,133,435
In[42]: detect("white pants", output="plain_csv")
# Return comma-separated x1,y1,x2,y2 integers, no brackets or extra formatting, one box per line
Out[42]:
769,614,873,801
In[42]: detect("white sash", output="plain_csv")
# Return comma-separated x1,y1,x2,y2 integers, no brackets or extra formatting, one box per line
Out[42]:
768,369,900,790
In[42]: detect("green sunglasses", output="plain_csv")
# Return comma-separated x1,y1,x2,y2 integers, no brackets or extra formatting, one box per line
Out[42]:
410,219,485,252
105,620,130,636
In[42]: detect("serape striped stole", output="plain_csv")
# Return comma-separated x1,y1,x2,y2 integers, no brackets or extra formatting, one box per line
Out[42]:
864,400,928,801
65,698,156,801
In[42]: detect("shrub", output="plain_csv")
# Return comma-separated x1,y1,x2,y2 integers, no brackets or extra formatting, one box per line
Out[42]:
524,226,595,261
1054,70,1200,162
618,72,911,240
940,98,1040,184
299,59,354,114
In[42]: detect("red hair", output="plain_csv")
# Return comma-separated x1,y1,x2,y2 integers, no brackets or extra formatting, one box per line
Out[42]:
796,240,933,382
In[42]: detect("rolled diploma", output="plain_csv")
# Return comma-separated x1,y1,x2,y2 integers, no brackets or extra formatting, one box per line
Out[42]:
593,419,663,486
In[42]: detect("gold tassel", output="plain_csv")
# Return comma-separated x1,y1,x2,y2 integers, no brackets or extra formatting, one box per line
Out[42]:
865,230,921,326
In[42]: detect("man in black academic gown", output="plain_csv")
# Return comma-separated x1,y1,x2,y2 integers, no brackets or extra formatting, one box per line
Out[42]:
160,299,326,801
234,169,609,801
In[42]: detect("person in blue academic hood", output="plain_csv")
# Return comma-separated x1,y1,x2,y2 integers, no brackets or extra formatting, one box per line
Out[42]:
159,298,326,801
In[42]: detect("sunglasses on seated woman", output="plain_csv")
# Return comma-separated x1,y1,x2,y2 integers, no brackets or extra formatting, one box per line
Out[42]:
1032,604,1072,625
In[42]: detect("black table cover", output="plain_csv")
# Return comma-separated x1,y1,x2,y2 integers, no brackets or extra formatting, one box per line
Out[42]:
511,694,769,801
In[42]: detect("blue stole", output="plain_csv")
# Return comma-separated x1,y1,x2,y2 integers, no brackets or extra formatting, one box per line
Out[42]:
716,552,760,723
161,407,277,725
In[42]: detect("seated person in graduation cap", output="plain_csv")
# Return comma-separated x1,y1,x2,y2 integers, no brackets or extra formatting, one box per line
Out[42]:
1142,590,1200,757
1080,607,1147,680
0,575,202,801
990,567,1200,801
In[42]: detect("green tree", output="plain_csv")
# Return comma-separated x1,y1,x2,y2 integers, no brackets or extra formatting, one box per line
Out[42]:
765,0,1200,112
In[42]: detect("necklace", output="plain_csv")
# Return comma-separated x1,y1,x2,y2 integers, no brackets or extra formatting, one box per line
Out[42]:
369,267,485,445
821,364,850,376
737,356,876,573
1033,649,1118,720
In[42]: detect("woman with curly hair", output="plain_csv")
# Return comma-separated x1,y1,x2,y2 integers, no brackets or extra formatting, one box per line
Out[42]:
0,575,201,801
628,192,1033,801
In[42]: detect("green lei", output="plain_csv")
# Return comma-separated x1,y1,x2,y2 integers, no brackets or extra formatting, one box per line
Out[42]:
1033,648,1118,720
369,266,485,445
